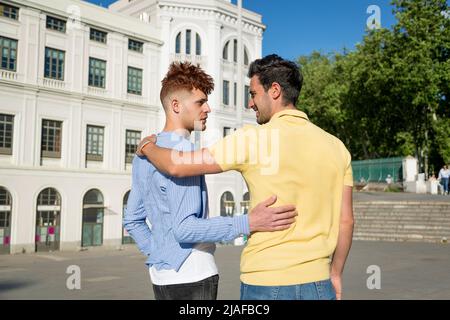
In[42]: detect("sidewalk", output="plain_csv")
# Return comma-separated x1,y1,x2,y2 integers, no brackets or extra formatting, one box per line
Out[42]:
1,240,449,299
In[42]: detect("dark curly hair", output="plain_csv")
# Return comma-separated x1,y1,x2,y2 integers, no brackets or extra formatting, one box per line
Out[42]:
160,62,214,107
248,54,303,106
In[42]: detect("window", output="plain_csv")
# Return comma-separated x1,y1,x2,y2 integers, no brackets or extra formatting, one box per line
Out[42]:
223,127,232,137
0,210,9,229
122,191,134,244
86,125,104,161
242,192,250,215
175,30,201,55
0,36,17,71
234,82,237,106
90,28,107,44
220,192,235,217
41,119,62,158
175,32,181,54
125,130,141,163
0,3,18,20
44,47,65,80
0,114,13,155
222,41,229,60
88,58,106,88
127,67,142,95
37,188,61,206
185,29,191,55
128,39,143,53
222,40,249,65
82,189,104,247
46,16,66,33
0,187,12,232
223,80,230,106
0,187,11,206
195,33,201,56
244,85,250,109
35,188,61,251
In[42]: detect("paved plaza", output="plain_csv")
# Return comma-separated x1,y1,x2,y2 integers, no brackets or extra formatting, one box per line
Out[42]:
1,240,449,300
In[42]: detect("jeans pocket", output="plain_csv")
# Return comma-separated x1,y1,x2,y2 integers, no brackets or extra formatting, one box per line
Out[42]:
316,279,336,300
240,283,248,300
241,283,281,300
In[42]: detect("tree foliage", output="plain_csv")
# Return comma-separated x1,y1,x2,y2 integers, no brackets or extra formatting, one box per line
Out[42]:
297,0,449,175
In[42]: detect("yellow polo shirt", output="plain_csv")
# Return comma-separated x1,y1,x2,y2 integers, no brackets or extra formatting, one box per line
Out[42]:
209,109,353,286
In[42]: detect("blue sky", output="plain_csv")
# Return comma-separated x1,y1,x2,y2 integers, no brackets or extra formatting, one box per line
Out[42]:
86,0,398,60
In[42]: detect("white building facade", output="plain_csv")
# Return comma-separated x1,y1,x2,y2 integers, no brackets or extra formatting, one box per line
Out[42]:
0,0,264,254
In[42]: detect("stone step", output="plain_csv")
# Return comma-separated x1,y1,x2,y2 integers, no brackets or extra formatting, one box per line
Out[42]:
353,211,450,220
353,212,450,219
354,203,450,206
354,218,450,224
354,207,450,211
354,228,450,235
355,205,450,208
355,209,450,212
354,201,450,204
353,231,449,239
348,201,450,243
354,216,450,222
352,235,447,243
355,222,450,228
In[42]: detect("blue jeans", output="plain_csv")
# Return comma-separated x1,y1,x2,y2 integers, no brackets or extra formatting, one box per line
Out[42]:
442,177,449,193
153,275,219,300
240,279,336,300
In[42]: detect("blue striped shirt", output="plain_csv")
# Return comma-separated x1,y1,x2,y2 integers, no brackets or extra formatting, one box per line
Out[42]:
123,131,250,271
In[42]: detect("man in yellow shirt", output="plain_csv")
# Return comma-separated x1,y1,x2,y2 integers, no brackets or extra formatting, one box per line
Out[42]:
137,54,354,300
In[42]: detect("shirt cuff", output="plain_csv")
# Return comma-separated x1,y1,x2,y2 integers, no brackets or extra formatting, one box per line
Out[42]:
232,214,250,236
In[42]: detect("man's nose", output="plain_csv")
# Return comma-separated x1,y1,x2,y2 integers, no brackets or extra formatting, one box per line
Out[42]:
248,99,254,109
204,103,211,113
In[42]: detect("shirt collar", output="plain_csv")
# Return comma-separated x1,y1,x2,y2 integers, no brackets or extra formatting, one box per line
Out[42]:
271,109,309,121
158,130,191,141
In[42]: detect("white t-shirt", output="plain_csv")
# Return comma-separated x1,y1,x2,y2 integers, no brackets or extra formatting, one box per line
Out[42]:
439,169,450,179
149,242,218,286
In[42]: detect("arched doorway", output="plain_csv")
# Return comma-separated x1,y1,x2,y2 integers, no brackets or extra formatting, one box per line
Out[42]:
35,188,61,252
82,189,104,247
0,187,12,254
220,191,235,217
241,192,250,215
122,190,134,244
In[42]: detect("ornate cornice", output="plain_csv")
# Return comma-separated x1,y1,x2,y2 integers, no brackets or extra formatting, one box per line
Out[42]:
159,4,264,36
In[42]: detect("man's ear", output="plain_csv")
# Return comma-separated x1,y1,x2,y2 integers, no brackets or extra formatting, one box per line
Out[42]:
171,98,181,113
270,82,282,100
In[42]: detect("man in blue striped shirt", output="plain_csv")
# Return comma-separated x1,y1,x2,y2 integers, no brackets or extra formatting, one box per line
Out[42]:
124,62,297,300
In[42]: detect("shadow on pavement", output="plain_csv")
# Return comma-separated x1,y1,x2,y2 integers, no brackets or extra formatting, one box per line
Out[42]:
0,280,36,293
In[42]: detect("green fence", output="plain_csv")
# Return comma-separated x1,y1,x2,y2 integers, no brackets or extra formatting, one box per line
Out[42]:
352,157,403,183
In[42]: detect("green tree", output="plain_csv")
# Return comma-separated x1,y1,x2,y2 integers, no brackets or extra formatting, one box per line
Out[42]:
297,0,450,176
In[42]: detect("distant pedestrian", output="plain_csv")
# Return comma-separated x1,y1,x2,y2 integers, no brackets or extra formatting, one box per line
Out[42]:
438,165,449,195
385,174,392,185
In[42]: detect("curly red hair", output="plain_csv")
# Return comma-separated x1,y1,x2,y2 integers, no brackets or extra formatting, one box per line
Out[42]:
160,62,214,107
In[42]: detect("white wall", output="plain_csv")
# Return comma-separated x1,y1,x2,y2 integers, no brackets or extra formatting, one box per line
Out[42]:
0,0,264,254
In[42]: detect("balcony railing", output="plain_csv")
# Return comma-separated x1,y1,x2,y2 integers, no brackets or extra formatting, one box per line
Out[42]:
126,93,145,104
0,69,18,81
170,53,205,65
222,104,236,111
40,77,66,90
221,59,249,70
87,86,108,97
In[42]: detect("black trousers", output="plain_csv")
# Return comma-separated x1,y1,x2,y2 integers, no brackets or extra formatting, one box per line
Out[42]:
152,274,219,300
